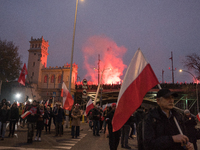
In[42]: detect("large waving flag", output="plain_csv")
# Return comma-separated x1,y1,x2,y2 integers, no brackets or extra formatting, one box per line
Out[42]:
18,63,28,86
112,49,159,132
85,99,94,116
61,82,74,110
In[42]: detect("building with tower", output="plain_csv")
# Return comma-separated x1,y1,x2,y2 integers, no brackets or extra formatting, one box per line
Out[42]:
26,36,78,102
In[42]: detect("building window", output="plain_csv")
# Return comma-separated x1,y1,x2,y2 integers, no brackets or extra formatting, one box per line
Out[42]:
51,75,55,83
34,53,36,55
32,44,34,48
32,72,34,76
44,75,47,83
35,44,37,48
33,62,35,67
58,75,62,83
38,44,41,48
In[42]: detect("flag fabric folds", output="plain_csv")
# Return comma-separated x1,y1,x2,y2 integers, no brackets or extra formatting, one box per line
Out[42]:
18,63,28,86
21,111,31,119
61,82,74,110
45,99,49,108
197,113,200,121
85,99,94,116
112,49,159,132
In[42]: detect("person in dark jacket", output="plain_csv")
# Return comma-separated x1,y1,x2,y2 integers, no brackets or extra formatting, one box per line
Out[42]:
144,88,194,150
0,103,10,140
107,103,121,150
35,104,46,141
184,109,198,150
0,99,8,108
91,105,101,136
44,106,53,134
26,100,40,143
54,102,65,137
8,102,19,137
121,116,132,149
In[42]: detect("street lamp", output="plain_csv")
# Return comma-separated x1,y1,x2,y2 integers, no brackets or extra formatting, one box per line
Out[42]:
179,69,199,113
16,93,21,99
69,0,82,93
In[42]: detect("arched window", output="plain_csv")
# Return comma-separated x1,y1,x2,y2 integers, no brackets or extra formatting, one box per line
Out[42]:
58,75,62,83
51,75,55,83
44,75,48,83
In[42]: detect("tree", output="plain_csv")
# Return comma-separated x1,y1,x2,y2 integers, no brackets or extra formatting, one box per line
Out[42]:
183,53,200,80
0,39,22,81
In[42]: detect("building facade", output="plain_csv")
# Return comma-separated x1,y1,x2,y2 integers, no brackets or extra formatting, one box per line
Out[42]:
27,36,78,102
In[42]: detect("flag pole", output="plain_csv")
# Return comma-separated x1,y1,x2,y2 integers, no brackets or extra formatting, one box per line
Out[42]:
94,69,105,105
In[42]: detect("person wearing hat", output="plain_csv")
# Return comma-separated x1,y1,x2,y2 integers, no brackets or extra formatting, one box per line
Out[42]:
71,103,81,138
184,109,198,150
143,88,194,150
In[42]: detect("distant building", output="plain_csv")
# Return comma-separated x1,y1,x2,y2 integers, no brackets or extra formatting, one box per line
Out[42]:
26,36,78,102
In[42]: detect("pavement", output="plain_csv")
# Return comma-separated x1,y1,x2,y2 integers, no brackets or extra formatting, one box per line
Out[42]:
0,121,200,150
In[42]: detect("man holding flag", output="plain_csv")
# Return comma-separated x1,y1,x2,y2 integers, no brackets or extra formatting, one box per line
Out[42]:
144,89,194,150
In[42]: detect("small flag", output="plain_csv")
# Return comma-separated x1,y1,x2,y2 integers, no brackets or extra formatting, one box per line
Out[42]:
45,100,49,108
196,113,200,121
21,111,31,119
18,63,28,86
112,49,159,132
85,99,94,116
44,119,49,125
61,82,74,110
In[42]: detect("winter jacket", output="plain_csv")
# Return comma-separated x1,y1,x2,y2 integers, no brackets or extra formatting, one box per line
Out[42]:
54,108,65,123
91,108,101,120
184,115,197,143
0,106,10,123
9,107,19,121
27,105,40,123
71,108,81,126
144,106,187,150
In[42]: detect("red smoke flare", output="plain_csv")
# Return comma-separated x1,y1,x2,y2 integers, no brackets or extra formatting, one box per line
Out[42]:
82,35,127,85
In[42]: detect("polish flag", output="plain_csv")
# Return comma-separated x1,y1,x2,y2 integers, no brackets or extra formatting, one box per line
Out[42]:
196,113,200,121
112,49,159,132
61,82,74,110
21,111,31,119
45,100,49,108
85,99,94,115
18,63,28,86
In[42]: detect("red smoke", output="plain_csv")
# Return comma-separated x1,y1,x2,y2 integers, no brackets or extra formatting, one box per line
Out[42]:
82,35,127,85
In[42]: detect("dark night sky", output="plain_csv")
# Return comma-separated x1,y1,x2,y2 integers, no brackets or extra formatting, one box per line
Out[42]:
1,0,200,83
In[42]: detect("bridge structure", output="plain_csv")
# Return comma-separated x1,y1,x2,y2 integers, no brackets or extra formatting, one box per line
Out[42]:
74,83,199,114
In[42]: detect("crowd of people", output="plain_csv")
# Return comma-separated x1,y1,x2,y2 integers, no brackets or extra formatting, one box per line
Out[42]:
86,88,199,150
0,88,200,150
0,98,77,143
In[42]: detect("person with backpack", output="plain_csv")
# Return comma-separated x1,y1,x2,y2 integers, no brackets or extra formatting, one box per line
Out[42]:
143,88,194,150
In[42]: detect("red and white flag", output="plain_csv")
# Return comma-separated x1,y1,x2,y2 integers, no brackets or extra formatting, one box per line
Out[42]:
18,63,28,86
85,99,94,116
21,111,31,119
112,49,159,132
61,82,74,110
196,113,200,121
45,100,49,108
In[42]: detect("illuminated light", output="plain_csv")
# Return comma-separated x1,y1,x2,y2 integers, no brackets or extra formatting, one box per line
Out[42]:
82,35,127,85
16,93,21,98
29,99,33,102
179,69,183,72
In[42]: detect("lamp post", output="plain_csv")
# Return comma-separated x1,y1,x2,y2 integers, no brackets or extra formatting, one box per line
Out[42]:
179,69,199,113
69,0,79,93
